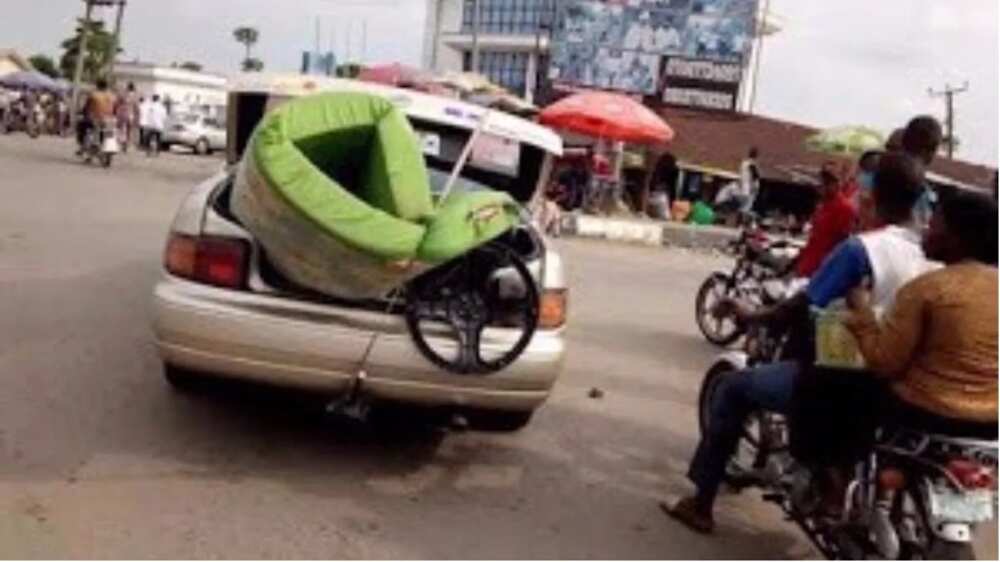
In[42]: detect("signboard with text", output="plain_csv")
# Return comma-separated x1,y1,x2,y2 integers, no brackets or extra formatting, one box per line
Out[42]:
549,0,757,101
660,56,742,110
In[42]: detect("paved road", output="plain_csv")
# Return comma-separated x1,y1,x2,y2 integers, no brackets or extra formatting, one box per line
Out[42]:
0,136,993,559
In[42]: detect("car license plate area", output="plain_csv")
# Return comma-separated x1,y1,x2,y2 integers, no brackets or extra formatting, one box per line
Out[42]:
929,488,995,523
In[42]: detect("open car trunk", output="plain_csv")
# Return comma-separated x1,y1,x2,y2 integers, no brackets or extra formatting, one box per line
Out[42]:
210,175,544,314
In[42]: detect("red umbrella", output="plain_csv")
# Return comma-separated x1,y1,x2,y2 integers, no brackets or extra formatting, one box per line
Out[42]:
539,91,674,145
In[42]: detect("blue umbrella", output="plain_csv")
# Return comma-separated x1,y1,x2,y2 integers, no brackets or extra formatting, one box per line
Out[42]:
0,70,63,91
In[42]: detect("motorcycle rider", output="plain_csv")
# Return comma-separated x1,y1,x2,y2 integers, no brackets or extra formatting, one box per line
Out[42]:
76,78,117,153
844,188,998,436
794,162,859,277
665,152,932,534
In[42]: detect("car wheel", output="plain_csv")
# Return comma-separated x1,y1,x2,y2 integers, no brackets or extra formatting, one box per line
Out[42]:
194,138,209,156
469,409,535,432
163,364,205,393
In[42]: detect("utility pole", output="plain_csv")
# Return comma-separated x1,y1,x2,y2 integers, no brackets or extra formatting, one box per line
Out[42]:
929,81,969,159
106,0,126,81
71,0,96,128
470,0,481,74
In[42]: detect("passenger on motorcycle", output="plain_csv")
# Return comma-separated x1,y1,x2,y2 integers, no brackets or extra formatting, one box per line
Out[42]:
843,187,998,436
76,78,116,153
665,152,932,535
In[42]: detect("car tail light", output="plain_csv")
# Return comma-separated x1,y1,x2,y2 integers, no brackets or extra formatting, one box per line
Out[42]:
539,288,568,329
164,233,249,290
947,459,996,489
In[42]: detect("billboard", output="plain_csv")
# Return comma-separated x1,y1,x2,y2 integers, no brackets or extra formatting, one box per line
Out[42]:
549,0,757,105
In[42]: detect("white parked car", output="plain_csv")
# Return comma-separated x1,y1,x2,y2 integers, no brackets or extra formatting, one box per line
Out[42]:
150,75,568,431
162,113,227,155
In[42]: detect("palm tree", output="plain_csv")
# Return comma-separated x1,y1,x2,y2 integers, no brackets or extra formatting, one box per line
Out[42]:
233,26,260,69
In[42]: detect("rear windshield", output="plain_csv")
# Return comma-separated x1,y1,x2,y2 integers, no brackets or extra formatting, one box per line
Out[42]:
410,117,546,203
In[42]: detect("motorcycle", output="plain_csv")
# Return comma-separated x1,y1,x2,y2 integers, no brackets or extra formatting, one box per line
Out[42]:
695,219,804,346
79,119,120,168
2,101,39,138
698,319,998,559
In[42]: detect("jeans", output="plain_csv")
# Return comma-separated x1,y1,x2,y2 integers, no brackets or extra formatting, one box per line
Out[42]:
688,361,800,502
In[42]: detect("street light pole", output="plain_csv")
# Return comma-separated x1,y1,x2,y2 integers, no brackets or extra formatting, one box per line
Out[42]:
470,0,481,74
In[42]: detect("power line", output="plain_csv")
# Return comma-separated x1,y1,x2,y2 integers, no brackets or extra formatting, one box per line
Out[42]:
928,81,969,160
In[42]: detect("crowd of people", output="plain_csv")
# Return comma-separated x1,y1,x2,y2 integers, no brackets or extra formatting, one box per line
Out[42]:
0,85,71,136
0,78,172,157
75,79,170,156
664,114,999,535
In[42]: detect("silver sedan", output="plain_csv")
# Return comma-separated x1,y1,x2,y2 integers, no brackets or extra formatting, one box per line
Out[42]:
150,171,568,431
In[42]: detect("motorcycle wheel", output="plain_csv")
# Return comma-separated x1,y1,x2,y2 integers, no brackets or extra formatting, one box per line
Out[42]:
695,272,744,346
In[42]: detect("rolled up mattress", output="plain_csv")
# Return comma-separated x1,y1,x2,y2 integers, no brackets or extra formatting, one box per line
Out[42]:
231,92,432,299
232,91,524,301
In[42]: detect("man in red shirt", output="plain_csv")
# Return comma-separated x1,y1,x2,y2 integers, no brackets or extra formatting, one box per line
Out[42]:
795,163,859,277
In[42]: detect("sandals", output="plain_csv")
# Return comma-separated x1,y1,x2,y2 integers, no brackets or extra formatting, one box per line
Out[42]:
661,497,715,535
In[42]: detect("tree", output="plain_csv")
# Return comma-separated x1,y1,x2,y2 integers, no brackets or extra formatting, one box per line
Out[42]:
336,63,361,79
233,26,260,71
59,18,120,83
241,57,264,73
29,54,60,79
177,61,203,72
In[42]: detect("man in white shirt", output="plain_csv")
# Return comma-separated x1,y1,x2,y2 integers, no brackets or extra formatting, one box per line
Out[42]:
738,147,761,212
137,96,151,149
145,95,168,156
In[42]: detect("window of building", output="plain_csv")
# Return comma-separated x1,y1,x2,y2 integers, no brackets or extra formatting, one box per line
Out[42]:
463,50,530,96
461,0,557,35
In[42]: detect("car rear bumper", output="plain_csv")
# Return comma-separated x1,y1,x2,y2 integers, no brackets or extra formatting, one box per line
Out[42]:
151,275,565,412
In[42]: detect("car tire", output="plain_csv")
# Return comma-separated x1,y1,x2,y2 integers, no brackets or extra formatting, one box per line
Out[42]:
194,138,210,156
469,409,535,432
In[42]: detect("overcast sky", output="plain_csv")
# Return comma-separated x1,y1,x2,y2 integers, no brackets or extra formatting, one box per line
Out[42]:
4,0,997,165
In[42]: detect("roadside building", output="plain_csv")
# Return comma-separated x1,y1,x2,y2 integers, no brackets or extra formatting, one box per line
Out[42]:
0,49,34,78
112,61,228,118
646,107,997,218
423,0,556,102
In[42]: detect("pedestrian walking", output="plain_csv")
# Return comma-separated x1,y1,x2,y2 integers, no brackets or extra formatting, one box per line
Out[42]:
146,95,167,157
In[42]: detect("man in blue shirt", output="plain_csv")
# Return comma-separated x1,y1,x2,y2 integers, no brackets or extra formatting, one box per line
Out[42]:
664,153,927,535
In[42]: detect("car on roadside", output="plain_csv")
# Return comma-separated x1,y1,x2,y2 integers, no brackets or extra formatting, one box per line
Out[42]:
161,112,226,155
150,74,568,431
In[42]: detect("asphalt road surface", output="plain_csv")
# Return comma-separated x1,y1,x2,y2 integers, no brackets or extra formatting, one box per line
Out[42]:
0,136,994,559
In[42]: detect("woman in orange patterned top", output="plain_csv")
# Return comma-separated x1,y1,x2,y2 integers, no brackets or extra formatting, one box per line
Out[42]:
845,187,998,435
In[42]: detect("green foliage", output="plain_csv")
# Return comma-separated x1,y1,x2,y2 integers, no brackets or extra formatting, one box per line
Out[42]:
29,54,60,79
241,57,264,73
336,63,362,79
233,26,262,72
59,18,119,83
